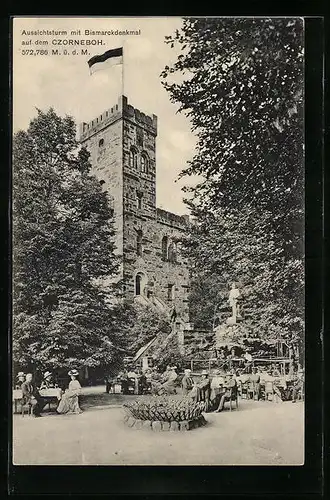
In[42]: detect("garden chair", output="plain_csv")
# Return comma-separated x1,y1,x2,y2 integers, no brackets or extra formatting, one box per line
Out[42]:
21,401,33,417
240,381,248,399
228,387,239,411
264,381,275,401
247,381,256,400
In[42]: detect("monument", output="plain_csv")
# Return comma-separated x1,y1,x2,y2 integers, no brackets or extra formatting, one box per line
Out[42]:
227,282,243,325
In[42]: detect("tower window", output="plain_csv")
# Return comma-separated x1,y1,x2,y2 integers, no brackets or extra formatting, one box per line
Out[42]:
98,138,104,148
161,236,168,261
136,230,143,256
141,153,149,174
129,147,138,169
168,241,177,263
136,191,143,209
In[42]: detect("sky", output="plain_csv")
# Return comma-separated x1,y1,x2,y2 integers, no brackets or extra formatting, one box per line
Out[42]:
13,17,198,215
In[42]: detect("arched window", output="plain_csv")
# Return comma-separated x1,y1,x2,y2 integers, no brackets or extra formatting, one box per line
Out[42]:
135,274,142,295
129,147,138,169
168,241,177,263
161,236,168,261
136,230,143,256
141,152,149,174
135,272,147,296
98,138,104,148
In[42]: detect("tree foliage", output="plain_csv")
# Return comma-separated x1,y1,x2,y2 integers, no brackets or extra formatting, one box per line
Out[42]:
162,18,304,347
13,109,127,372
124,303,172,356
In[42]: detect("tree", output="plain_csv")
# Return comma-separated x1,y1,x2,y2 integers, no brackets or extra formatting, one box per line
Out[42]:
162,18,304,349
124,303,172,356
13,108,127,373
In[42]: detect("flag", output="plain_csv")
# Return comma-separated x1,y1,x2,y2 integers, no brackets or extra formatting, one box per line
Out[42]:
88,47,123,74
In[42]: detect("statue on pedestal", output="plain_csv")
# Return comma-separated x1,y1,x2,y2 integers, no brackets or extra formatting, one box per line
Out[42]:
228,282,242,324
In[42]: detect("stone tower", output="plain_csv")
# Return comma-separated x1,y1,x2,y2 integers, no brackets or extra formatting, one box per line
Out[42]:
79,95,190,323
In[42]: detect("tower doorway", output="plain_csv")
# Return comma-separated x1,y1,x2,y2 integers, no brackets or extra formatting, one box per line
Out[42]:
135,272,148,296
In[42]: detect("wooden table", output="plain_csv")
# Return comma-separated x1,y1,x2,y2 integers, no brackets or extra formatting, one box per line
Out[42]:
39,388,62,398
39,388,62,411
13,388,62,413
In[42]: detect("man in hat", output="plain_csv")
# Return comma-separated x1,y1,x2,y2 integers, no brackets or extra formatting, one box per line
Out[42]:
21,373,47,417
196,370,211,411
39,371,56,390
15,372,25,389
181,368,194,395
215,371,237,412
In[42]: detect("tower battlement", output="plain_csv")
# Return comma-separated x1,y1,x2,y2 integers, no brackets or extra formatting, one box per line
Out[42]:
156,208,189,230
79,95,157,142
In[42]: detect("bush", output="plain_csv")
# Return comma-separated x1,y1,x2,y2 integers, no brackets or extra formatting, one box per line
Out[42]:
123,396,205,422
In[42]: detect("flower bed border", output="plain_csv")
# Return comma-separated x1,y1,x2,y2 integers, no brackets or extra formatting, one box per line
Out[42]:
123,414,207,431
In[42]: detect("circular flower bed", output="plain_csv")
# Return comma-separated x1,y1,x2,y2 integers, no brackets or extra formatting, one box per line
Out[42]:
122,396,207,431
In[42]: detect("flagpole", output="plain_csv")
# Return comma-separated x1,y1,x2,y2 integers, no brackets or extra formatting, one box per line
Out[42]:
122,41,125,98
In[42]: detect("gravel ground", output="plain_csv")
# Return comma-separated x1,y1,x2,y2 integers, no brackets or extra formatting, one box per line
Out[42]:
12,399,304,466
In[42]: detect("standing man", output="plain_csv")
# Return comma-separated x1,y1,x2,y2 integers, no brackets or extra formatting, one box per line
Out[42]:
250,367,261,400
105,373,114,394
170,307,177,324
119,369,129,395
21,373,46,417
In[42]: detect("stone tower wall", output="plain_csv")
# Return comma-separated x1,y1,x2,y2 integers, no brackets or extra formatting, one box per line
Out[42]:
79,95,190,322
79,96,124,266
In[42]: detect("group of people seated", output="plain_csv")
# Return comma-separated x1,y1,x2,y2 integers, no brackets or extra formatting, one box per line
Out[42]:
181,364,304,411
14,369,83,417
181,368,238,412
110,365,182,396
232,364,304,402
107,367,154,395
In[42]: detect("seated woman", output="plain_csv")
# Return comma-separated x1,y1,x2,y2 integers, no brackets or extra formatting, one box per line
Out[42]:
209,370,225,410
57,369,82,415
161,366,178,395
